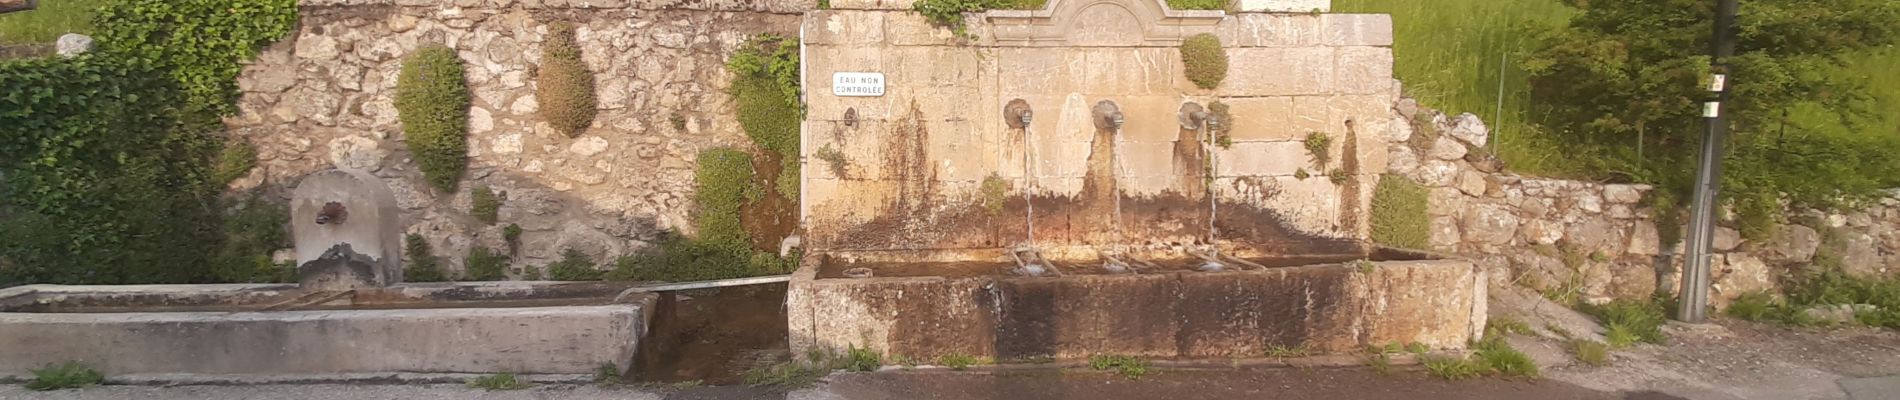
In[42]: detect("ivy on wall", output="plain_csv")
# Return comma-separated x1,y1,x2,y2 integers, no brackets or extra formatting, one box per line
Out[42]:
0,0,297,285
395,45,472,193
728,33,804,200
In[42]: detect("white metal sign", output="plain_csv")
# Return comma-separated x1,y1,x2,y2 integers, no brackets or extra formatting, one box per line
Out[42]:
832,72,885,97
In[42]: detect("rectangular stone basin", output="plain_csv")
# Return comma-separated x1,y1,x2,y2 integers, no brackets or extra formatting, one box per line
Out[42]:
0,282,656,381
788,249,1487,360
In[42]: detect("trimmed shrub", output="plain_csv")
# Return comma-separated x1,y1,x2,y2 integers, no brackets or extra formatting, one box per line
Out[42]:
537,22,598,137
1180,33,1227,90
396,45,471,192
1369,174,1429,249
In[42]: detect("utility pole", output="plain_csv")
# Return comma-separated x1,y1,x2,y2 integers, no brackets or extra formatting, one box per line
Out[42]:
1678,0,1740,323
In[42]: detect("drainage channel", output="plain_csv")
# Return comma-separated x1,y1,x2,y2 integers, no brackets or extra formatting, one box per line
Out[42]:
630,280,789,385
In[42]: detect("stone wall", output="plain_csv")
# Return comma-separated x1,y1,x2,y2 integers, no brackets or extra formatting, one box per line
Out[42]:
1381,98,1900,309
227,1,803,274
801,3,1399,259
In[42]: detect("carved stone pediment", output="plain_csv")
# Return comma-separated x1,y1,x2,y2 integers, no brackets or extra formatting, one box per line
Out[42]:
986,0,1225,46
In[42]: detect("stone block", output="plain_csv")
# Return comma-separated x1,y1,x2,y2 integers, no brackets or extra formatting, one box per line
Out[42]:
1221,96,1302,141
1461,203,1517,245
1321,14,1392,47
1333,46,1394,95
1216,14,1323,47
1223,47,1335,96
804,12,885,46
1215,141,1310,177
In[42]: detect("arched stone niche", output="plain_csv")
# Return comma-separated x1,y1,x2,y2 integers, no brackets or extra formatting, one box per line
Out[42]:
986,0,1226,46
291,169,403,288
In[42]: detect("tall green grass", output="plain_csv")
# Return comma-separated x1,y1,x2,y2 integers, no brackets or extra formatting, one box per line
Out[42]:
0,0,106,45
1333,0,1575,175
1335,0,1900,179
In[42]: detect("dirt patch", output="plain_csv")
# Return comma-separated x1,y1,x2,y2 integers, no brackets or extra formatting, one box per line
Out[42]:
633,283,789,385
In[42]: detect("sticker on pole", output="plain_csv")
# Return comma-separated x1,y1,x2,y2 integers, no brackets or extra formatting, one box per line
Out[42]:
1709,74,1727,92
1703,101,1721,118
832,72,885,97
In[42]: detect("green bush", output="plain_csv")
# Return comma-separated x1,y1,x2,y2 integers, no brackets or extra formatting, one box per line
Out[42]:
213,141,258,185
538,22,598,137
471,185,500,225
0,0,295,286
606,233,794,283
979,174,1010,215
25,361,104,391
1303,131,1332,167
1369,174,1430,249
403,234,448,282
94,0,298,118
503,223,523,255
396,45,471,192
1179,33,1227,89
464,246,508,281
210,194,293,283
547,249,604,281
0,56,224,285
1208,101,1234,148
693,148,757,247
728,34,802,201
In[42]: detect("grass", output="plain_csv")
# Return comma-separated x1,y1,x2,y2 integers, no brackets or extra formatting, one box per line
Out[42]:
1333,0,1900,178
26,361,104,391
1369,174,1430,249
1087,355,1150,380
1569,339,1610,367
1424,337,1539,380
1422,355,1483,380
937,353,987,370
467,373,532,390
1582,298,1669,348
0,0,107,45
1265,344,1309,358
844,345,882,372
594,363,622,385
1486,316,1532,336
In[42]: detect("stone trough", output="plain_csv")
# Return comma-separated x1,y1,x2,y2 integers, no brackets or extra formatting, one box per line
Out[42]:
787,248,1488,361
0,280,656,382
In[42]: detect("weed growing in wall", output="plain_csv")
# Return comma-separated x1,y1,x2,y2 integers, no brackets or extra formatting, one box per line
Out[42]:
467,372,531,390
1087,355,1150,380
472,185,500,225
538,22,598,137
1180,33,1227,89
815,145,849,179
913,0,1046,38
396,45,471,192
25,361,103,391
1166,0,1225,10
464,246,509,281
980,174,1010,215
1207,101,1234,148
1303,132,1332,168
728,34,803,202
1368,174,1429,250
547,249,604,281
403,234,448,282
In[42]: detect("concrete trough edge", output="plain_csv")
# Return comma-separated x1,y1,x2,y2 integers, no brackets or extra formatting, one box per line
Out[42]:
0,372,597,386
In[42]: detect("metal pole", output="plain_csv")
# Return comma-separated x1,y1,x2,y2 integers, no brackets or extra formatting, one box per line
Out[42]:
1678,0,1739,323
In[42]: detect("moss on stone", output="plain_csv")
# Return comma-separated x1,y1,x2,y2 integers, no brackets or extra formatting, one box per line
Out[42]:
1180,33,1228,89
395,45,470,192
1370,174,1430,250
537,22,597,137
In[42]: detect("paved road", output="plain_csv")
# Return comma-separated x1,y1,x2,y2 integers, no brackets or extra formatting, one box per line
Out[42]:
0,369,1663,400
